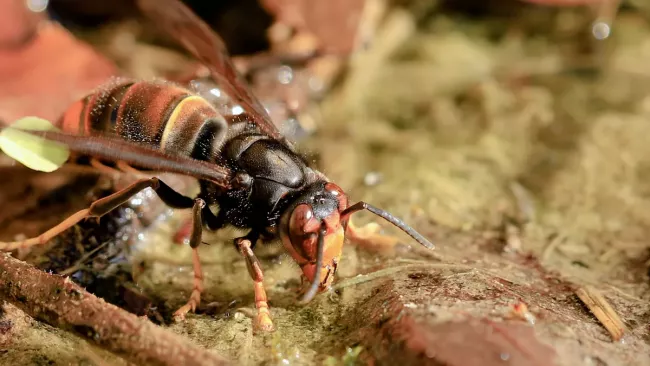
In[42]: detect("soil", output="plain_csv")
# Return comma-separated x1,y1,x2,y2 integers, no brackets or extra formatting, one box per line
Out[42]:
2,1,650,365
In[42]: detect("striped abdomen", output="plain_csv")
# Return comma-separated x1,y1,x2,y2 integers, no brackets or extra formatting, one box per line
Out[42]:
58,79,228,162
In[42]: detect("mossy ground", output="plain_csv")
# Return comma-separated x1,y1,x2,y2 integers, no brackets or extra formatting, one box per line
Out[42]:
3,2,650,365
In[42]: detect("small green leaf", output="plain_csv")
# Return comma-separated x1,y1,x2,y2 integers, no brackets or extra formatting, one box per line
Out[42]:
0,116,70,172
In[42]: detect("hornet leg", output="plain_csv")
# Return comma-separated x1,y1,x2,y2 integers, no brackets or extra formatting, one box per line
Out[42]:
0,177,194,251
90,157,122,177
345,218,402,256
173,198,225,244
173,217,194,245
342,201,434,256
173,198,207,321
234,233,275,332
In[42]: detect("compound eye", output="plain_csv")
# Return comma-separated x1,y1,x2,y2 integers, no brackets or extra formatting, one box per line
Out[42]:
288,203,320,259
325,182,348,211
289,204,320,236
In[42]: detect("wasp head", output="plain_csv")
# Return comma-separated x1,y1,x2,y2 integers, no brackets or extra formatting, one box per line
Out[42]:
279,182,349,303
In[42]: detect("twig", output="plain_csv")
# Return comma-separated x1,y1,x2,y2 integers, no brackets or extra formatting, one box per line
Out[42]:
604,284,647,304
542,233,564,262
576,285,626,342
59,240,112,276
331,263,472,290
0,252,231,366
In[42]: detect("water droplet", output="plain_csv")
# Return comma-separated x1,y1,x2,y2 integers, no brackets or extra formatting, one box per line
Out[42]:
308,76,324,93
364,171,383,186
592,22,611,40
500,353,510,361
277,66,294,85
231,105,244,115
27,0,48,12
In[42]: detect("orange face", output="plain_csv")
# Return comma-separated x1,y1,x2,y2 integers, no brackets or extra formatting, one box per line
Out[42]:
279,183,348,295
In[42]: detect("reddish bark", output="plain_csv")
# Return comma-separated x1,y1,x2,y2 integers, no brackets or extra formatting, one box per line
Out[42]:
347,270,559,366
0,0,45,49
0,15,116,123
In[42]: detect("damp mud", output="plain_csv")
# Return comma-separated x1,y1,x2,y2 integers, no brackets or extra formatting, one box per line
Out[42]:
2,2,650,365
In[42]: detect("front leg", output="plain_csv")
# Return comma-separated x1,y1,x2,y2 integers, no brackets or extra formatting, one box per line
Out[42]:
345,218,402,256
172,198,207,321
345,219,437,259
234,232,275,332
342,201,434,256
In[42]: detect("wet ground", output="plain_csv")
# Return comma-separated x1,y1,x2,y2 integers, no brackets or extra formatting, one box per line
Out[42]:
2,2,650,365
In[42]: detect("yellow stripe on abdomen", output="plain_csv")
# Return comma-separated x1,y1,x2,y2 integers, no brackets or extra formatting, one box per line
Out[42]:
160,95,205,150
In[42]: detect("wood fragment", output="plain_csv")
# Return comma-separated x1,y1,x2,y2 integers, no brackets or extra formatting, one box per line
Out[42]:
0,252,231,366
576,286,626,342
510,302,536,325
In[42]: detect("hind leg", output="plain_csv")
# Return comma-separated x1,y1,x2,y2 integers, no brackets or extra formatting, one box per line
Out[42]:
0,177,194,251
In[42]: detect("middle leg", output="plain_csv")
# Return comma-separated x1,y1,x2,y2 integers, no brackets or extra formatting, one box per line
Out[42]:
234,232,275,332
